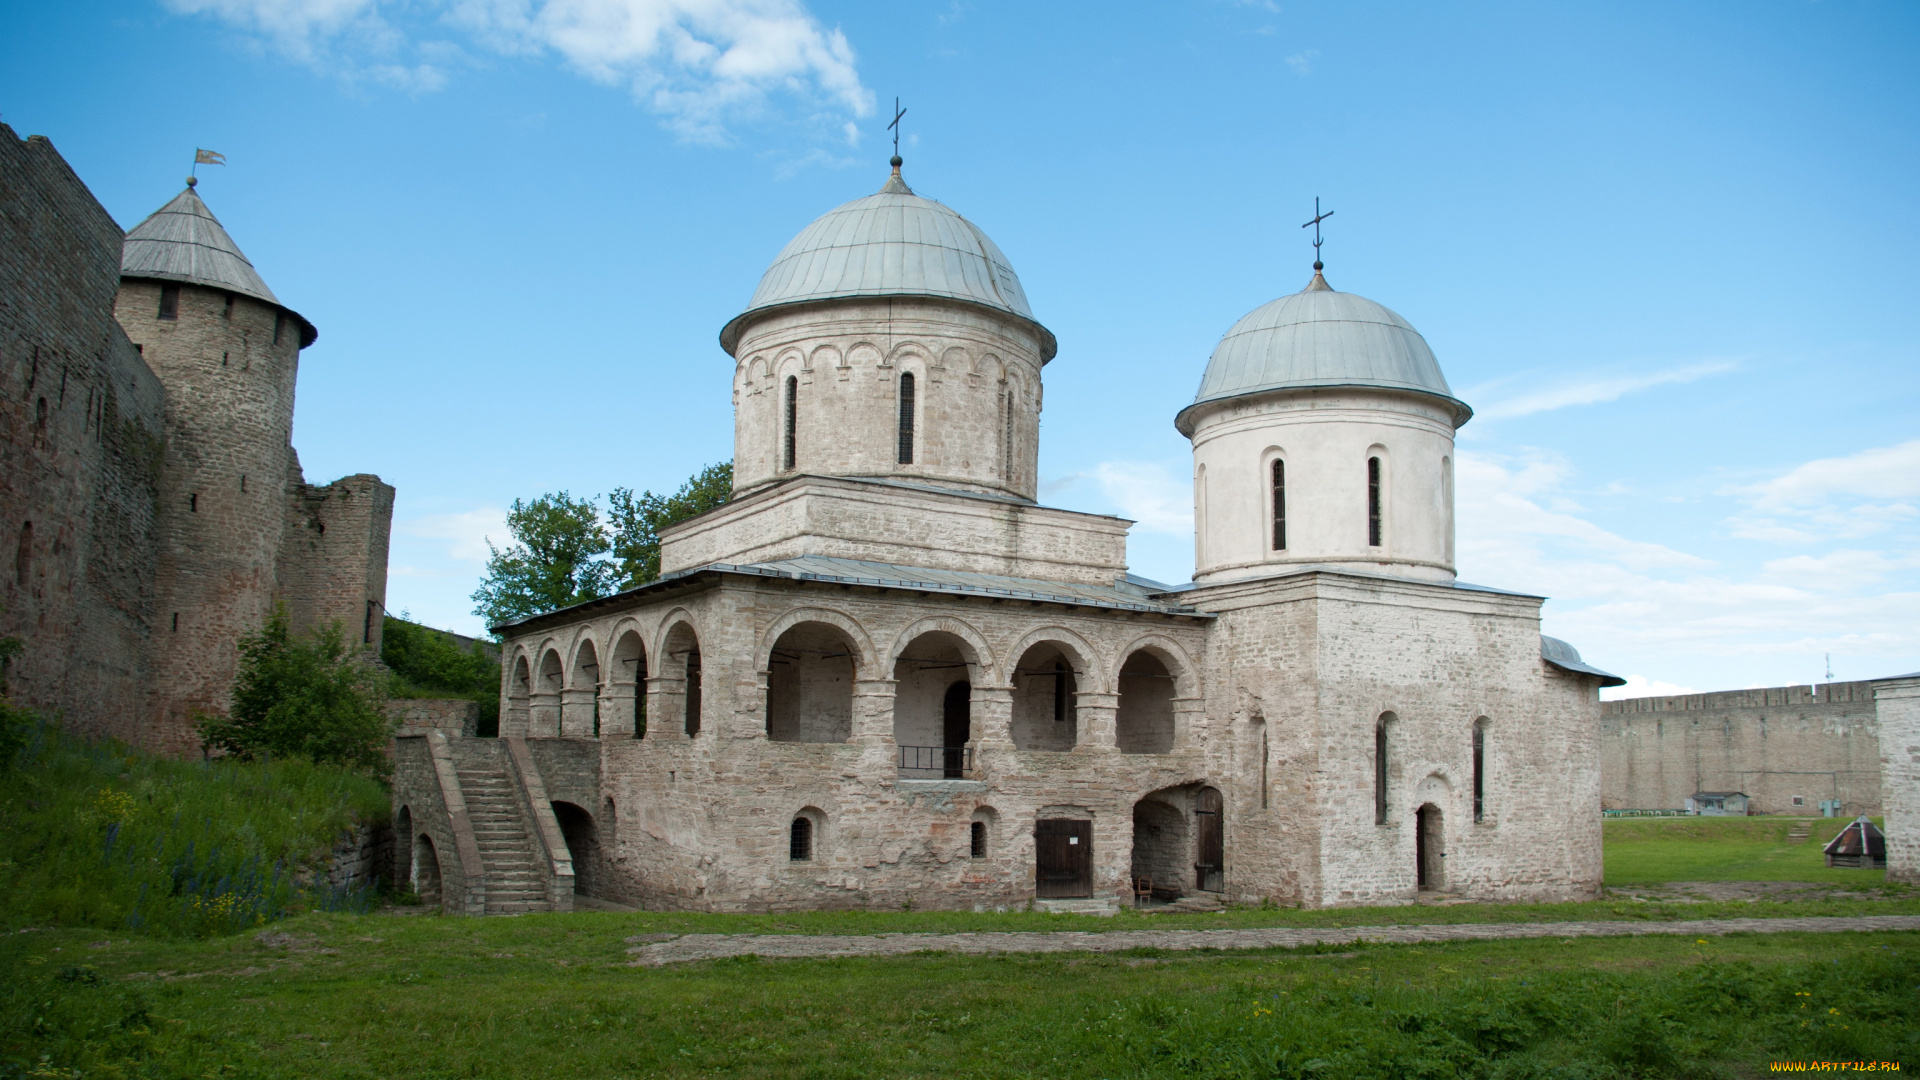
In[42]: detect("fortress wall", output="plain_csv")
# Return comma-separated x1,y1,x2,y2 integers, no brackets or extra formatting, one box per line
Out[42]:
0,125,166,744
1600,681,1881,816
277,468,394,653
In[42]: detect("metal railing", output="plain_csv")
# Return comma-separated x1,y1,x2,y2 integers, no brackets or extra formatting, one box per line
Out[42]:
898,745,972,777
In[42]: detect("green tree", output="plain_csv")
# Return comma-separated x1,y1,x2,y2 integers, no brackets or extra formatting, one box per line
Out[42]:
382,615,501,736
195,608,395,774
469,492,616,630
606,461,733,589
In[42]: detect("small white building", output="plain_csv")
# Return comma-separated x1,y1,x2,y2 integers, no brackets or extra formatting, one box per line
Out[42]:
393,161,1622,914
1685,791,1751,816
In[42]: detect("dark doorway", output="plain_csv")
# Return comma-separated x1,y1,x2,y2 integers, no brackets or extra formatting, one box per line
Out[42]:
1416,803,1444,891
942,681,971,778
1035,818,1092,897
552,801,597,895
1194,786,1223,892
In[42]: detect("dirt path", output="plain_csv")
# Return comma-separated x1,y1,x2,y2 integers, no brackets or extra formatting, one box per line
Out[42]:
623,915,1920,966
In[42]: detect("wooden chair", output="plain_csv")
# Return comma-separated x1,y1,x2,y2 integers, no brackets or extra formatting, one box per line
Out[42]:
1134,876,1154,907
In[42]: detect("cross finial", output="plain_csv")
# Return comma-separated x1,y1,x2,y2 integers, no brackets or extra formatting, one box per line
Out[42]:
887,97,907,167
1301,197,1334,271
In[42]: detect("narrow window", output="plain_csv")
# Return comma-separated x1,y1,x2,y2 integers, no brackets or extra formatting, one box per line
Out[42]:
970,820,987,858
684,646,702,736
783,376,797,470
34,398,47,430
240,475,246,493
15,522,32,585
1052,661,1068,722
1002,391,1013,482
158,285,179,321
222,351,229,367
1367,456,1382,547
189,493,198,513
171,612,178,632
896,373,916,464
1270,458,1286,551
272,312,285,346
1472,720,1486,823
789,817,813,861
1374,720,1388,825
1260,722,1270,809
364,600,376,644
222,294,234,320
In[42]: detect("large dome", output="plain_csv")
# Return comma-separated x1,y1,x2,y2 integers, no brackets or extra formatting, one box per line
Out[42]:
719,168,1055,359
1175,272,1469,434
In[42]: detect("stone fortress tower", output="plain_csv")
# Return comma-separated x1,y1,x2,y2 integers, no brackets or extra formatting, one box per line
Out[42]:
395,151,1624,915
0,125,394,753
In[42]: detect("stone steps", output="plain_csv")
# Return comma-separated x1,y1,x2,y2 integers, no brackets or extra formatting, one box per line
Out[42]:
455,761,552,915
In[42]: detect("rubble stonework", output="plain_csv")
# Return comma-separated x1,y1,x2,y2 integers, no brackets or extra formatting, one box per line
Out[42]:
394,161,1617,913
1877,676,1920,884
0,125,393,751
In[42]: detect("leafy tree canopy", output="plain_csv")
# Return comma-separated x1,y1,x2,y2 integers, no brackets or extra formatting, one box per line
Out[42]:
196,608,394,774
471,464,731,631
382,615,501,735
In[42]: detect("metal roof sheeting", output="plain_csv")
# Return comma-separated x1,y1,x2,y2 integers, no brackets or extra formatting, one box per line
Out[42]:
120,187,316,346
1541,635,1626,686
721,169,1054,359
1178,274,1469,432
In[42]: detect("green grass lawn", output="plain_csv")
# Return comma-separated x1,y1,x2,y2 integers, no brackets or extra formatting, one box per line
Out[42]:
6,914,1915,1079
1603,816,1889,887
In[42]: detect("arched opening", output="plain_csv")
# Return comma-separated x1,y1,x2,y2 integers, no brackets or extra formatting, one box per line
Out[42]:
610,631,647,739
533,650,564,737
1194,786,1224,893
1367,454,1383,547
789,815,813,861
891,631,978,774
896,372,916,465
1472,717,1488,823
783,375,798,470
565,639,600,737
662,623,702,737
393,806,414,891
1130,797,1187,904
766,622,856,743
971,807,997,861
1114,650,1175,754
1270,457,1286,551
506,655,531,736
411,832,443,910
1009,642,1080,751
1416,803,1445,890
1374,712,1396,825
14,521,30,586
552,801,597,895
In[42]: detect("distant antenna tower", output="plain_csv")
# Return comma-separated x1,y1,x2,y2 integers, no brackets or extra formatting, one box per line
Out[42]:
1825,653,1833,682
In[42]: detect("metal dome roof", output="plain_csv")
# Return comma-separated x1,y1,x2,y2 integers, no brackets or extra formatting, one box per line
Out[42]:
121,185,316,346
1175,271,1468,433
720,167,1055,359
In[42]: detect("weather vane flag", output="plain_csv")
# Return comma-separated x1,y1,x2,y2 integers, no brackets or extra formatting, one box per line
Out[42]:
189,148,225,185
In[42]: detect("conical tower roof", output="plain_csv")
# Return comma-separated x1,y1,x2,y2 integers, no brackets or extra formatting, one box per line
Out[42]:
121,185,316,346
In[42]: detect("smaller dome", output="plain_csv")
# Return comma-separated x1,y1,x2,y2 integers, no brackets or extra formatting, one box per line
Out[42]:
720,167,1055,359
1176,272,1468,433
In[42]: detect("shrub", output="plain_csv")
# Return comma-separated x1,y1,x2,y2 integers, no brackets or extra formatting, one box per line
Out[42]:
196,607,395,774
382,615,501,736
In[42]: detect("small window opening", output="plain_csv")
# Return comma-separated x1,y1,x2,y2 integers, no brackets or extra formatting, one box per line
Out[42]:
35,398,47,430
272,312,285,346
171,612,179,632
1052,661,1068,722
684,646,702,736
789,816,813,861
783,375,797,470
134,344,142,356
1367,456,1382,548
15,521,32,586
222,294,234,320
189,493,198,513
1271,458,1286,551
158,285,179,321
1002,391,1013,482
1472,721,1486,823
970,820,987,859
1374,720,1389,825
364,599,377,644
240,475,246,493
222,351,229,367
896,372,916,465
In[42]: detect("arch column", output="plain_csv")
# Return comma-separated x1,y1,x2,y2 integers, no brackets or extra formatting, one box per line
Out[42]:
971,684,1014,751
735,668,770,742
503,698,530,737
559,688,598,737
644,675,687,741
1074,690,1121,753
1172,695,1208,750
851,678,898,745
528,692,560,738
599,681,637,739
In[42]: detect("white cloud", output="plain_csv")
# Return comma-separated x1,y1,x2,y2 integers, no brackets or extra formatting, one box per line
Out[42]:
1283,49,1317,76
1725,438,1920,543
1600,674,1698,702
398,507,509,564
1469,360,1737,420
1088,460,1193,537
166,0,872,141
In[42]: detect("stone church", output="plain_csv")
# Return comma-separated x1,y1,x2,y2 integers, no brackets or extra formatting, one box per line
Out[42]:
0,126,394,754
395,156,1622,913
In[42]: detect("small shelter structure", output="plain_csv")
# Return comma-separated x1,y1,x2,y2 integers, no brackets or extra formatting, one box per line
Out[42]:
1685,791,1749,816
1822,816,1887,869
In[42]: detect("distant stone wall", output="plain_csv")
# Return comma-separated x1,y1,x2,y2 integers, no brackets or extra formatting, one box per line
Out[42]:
390,698,479,738
321,821,395,890
1601,682,1881,816
1878,677,1920,885
0,124,167,745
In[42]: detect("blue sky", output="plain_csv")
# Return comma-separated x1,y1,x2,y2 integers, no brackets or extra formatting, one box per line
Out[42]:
6,0,1916,696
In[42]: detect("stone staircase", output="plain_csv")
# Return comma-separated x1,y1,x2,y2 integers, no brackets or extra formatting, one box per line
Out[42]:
1787,821,1813,844
457,763,550,914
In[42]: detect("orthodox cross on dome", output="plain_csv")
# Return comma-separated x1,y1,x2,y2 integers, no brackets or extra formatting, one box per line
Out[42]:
1301,197,1334,270
888,97,907,166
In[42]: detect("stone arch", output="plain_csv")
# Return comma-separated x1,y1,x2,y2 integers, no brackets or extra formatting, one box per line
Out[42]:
1001,626,1101,690
774,347,806,377
1130,789,1191,902
977,352,1006,384
569,636,600,690
1115,653,1175,754
607,624,648,739
889,618,992,764
506,651,532,736
885,615,993,676
1006,631,1098,753
1416,800,1446,891
531,646,565,737
759,607,878,679
411,830,443,911
393,805,414,889
656,610,704,737
970,805,998,859
789,805,827,862
810,343,844,374
848,341,883,368
765,618,860,744
552,801,597,895
886,342,931,376
743,355,768,393
1110,634,1198,699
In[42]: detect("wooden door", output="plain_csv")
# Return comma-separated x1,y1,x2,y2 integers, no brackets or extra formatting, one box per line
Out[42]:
1035,818,1092,897
1194,786,1223,892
